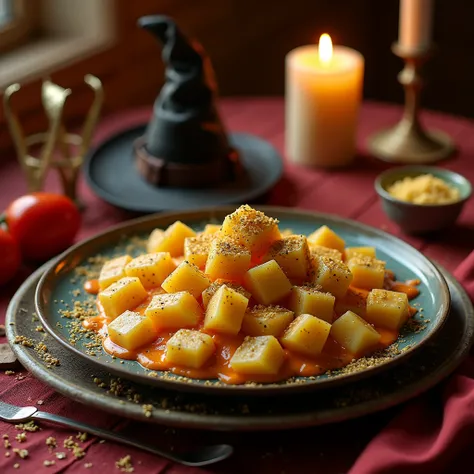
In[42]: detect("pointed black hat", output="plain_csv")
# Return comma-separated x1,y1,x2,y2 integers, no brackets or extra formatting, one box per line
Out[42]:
134,15,237,187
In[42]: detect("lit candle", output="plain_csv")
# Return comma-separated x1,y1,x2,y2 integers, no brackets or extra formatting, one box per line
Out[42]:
398,0,433,51
285,34,364,168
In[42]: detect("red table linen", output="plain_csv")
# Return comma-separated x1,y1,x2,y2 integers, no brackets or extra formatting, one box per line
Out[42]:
1,99,474,473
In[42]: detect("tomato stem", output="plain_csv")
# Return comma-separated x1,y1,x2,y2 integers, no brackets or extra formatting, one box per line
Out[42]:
0,213,6,226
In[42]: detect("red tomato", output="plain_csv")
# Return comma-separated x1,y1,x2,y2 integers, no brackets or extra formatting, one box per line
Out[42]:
0,228,21,286
6,193,81,262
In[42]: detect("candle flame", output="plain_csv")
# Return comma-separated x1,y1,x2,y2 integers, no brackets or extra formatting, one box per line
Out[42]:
319,33,333,64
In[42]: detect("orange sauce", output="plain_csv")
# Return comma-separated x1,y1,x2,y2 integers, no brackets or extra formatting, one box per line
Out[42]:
84,279,100,295
82,270,419,385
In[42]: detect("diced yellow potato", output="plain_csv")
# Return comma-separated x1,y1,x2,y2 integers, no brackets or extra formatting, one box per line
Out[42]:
280,314,331,357
145,291,201,330
99,277,148,320
241,305,294,337
347,256,385,290
243,260,292,305
204,285,249,335
108,310,157,350
307,225,345,253
313,257,353,298
334,287,367,318
147,221,196,257
184,233,214,269
99,255,132,290
146,229,164,254
263,235,311,280
309,244,343,262
201,280,251,309
125,252,176,289
205,238,251,281
345,246,376,260
203,224,221,235
230,336,284,375
330,310,381,355
166,329,215,369
220,205,280,256
366,289,409,330
161,260,211,298
288,285,335,322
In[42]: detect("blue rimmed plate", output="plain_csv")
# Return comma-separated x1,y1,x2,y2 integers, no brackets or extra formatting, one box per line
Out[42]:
35,207,450,396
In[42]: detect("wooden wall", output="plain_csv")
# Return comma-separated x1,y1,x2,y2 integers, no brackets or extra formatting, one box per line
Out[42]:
1,0,473,153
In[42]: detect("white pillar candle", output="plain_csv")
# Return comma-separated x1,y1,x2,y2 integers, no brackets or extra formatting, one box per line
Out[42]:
285,35,364,168
398,0,433,51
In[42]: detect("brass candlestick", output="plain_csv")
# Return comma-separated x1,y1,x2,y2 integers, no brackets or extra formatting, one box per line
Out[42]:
368,44,455,164
3,75,104,205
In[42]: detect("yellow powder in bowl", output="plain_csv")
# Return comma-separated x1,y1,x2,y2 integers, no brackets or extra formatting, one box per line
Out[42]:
387,174,460,205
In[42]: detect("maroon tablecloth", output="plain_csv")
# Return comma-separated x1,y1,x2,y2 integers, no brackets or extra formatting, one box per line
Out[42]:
1,99,473,473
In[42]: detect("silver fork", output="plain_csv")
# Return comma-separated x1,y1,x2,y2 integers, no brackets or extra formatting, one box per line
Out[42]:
0,400,233,467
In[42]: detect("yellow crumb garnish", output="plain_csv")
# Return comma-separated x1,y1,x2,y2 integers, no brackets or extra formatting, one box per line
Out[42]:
387,174,460,204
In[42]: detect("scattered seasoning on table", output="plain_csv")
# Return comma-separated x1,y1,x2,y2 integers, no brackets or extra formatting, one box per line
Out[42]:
84,462,93,468
76,432,88,442
13,463,20,469
4,439,11,448
13,448,28,459
55,452,66,460
43,460,55,467
116,454,134,472
45,437,56,449
15,433,27,443
37,400,44,405
15,421,39,432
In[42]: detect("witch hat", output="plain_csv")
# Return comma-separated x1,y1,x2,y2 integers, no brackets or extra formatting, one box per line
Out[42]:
134,15,238,188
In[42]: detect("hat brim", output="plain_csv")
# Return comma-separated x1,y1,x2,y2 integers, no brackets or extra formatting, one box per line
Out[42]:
84,125,283,213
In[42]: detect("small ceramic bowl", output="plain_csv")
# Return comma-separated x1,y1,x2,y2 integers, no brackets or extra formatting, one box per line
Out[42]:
375,166,472,234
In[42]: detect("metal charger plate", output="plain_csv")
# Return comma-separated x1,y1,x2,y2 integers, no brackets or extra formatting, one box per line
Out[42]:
7,263,473,431
84,126,284,212
34,207,450,396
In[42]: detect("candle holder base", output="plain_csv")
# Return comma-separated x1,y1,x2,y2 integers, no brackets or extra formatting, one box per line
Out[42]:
368,121,455,164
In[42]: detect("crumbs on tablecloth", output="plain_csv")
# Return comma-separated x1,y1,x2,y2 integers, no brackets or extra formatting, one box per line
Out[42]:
43,460,55,467
13,448,28,459
116,454,134,473
15,433,27,443
45,436,56,449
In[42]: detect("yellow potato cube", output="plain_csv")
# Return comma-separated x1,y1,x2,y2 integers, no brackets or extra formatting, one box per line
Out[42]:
345,246,376,260
145,291,201,330
331,310,381,355
201,280,251,309
204,285,249,335
366,289,409,330
243,260,292,305
307,225,345,253
220,205,280,256
334,287,367,318
99,277,148,320
313,257,353,298
184,233,214,269
162,260,212,298
205,238,251,281
147,221,196,257
108,310,158,350
347,256,386,290
125,252,176,289
98,255,132,290
230,336,284,375
280,314,331,357
309,244,343,262
203,224,221,234
263,235,311,280
166,329,215,369
242,305,294,337
146,228,164,254
288,285,335,322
